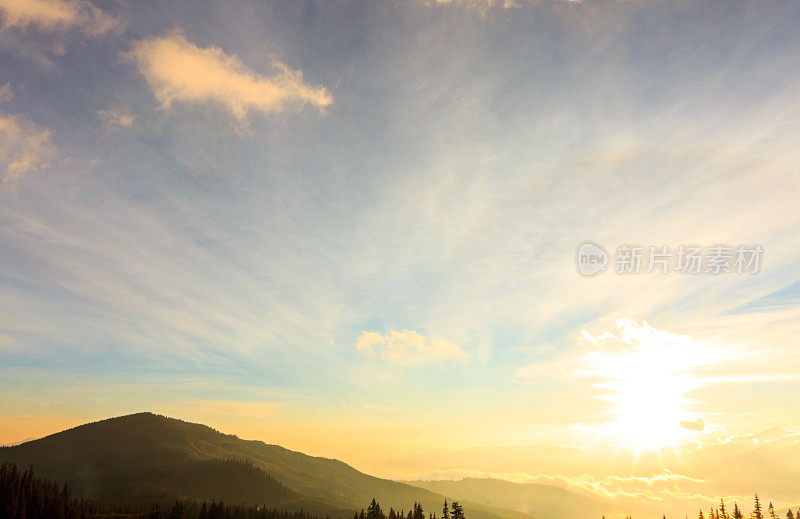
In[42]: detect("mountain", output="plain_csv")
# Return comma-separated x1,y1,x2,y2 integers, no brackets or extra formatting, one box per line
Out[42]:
0,413,523,519
405,478,606,519
380,429,800,519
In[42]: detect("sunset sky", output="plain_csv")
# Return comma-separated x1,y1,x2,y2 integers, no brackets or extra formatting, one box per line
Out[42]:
2,0,800,490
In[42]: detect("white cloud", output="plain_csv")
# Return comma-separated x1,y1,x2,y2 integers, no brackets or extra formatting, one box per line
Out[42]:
0,112,54,189
516,319,734,383
96,108,136,131
126,31,332,122
0,0,122,36
357,329,467,365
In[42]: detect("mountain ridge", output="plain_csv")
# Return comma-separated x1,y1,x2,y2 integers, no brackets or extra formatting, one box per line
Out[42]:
0,413,530,519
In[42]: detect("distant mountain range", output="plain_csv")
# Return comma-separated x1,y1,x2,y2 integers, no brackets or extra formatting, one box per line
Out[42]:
376,428,800,519
404,478,606,519
0,413,589,519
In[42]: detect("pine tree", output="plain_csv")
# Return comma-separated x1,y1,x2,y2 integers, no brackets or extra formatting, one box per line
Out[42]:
451,501,465,519
443,501,449,519
754,495,763,519
700,509,705,519
733,503,743,519
721,499,728,519
368,498,385,519
769,503,776,519
787,510,795,519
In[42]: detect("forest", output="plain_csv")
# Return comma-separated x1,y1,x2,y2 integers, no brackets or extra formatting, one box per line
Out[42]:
2,461,798,519
0,462,319,519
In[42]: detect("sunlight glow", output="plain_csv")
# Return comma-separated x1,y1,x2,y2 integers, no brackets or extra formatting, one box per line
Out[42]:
580,319,729,452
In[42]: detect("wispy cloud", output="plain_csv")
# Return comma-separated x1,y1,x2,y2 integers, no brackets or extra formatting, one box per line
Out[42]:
126,31,332,122
0,83,12,102
357,330,467,365
0,112,54,189
96,108,137,132
0,0,122,36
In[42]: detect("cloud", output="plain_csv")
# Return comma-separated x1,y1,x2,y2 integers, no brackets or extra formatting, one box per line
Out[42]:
516,319,733,382
0,112,54,189
0,0,122,36
681,418,707,431
357,329,467,365
0,83,12,102
96,108,136,131
126,31,332,122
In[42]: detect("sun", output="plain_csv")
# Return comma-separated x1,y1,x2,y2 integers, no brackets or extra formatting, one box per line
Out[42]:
599,356,692,451
581,319,720,452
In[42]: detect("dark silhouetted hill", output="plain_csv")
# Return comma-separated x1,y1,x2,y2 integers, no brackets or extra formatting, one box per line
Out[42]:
0,413,522,519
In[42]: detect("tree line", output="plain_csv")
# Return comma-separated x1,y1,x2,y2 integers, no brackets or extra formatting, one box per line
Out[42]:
699,495,799,519
354,499,465,519
6,460,797,519
0,462,321,519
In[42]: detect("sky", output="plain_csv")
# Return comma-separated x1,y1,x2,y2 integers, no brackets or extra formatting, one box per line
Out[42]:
2,0,800,495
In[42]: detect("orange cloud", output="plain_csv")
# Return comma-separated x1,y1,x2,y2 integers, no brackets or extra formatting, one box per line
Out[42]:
0,112,54,189
0,0,122,35
127,31,332,122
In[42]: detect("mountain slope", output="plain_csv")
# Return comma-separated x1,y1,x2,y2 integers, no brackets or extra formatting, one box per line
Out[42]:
0,413,520,519
405,478,606,519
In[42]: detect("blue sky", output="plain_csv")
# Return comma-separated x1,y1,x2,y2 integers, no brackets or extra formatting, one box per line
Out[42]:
2,0,800,473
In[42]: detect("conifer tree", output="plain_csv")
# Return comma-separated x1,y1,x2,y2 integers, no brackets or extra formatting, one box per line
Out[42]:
754,495,763,519
368,498,385,519
443,501,449,519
